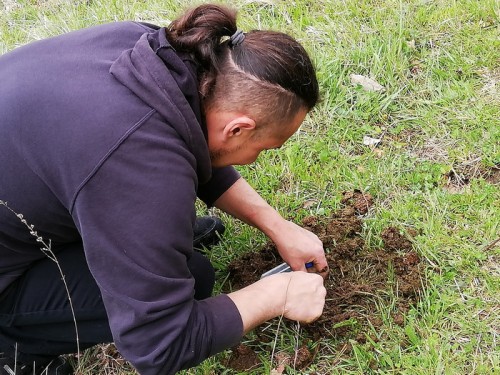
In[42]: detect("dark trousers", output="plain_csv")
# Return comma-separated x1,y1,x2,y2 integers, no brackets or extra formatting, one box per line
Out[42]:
0,244,215,364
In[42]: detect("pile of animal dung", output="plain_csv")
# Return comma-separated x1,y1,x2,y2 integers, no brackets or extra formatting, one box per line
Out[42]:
224,190,423,371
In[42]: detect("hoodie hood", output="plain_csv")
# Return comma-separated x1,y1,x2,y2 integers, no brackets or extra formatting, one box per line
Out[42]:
110,28,212,184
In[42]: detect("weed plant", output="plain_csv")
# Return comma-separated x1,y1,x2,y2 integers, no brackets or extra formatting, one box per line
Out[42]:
1,0,499,374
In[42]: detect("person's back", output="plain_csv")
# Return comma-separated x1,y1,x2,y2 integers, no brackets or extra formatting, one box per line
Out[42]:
0,21,160,293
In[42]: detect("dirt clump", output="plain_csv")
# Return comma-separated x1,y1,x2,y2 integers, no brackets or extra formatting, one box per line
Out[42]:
340,190,373,215
272,345,314,372
224,344,261,371
293,345,314,368
225,191,423,371
380,226,413,251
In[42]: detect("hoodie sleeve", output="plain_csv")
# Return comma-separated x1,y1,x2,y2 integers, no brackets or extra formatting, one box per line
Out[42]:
71,114,243,375
197,166,241,207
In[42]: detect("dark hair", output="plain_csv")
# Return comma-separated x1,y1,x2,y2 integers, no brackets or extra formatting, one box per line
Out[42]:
167,4,319,128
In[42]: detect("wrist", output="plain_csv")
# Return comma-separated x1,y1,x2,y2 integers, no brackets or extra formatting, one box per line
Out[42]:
262,273,291,316
227,273,291,333
252,208,287,241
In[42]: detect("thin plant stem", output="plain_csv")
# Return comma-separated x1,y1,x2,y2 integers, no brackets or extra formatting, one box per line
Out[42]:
0,200,80,366
292,321,301,372
270,312,285,371
270,275,295,373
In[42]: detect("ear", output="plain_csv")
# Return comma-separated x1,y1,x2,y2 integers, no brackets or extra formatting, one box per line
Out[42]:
223,116,256,138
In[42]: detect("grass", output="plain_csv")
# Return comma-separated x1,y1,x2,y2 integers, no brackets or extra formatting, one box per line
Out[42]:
1,0,499,374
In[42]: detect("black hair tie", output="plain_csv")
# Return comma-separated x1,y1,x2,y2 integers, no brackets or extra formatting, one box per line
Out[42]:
229,29,245,47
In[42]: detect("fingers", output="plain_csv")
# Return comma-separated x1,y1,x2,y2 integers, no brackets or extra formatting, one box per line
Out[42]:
315,260,330,279
300,279,327,323
292,262,308,272
306,263,329,279
303,231,329,276
300,257,329,279
289,258,329,279
283,272,326,323
276,223,329,277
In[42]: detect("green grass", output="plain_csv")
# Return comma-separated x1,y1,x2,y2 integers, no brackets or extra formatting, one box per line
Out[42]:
2,0,499,374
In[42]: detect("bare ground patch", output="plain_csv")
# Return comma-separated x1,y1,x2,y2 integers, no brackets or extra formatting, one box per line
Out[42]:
225,191,424,372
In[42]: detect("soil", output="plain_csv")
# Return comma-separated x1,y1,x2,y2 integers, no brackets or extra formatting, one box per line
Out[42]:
443,162,500,191
224,344,261,372
484,165,500,185
224,191,424,372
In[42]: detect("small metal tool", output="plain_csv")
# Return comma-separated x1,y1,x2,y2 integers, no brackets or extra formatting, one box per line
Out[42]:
260,261,315,279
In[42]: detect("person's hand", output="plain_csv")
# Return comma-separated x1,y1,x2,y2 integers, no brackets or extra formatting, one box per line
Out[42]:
213,179,328,276
271,219,328,277
228,272,326,332
282,271,326,323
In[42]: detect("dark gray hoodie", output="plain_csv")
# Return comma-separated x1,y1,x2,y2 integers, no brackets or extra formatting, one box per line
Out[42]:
0,22,243,374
